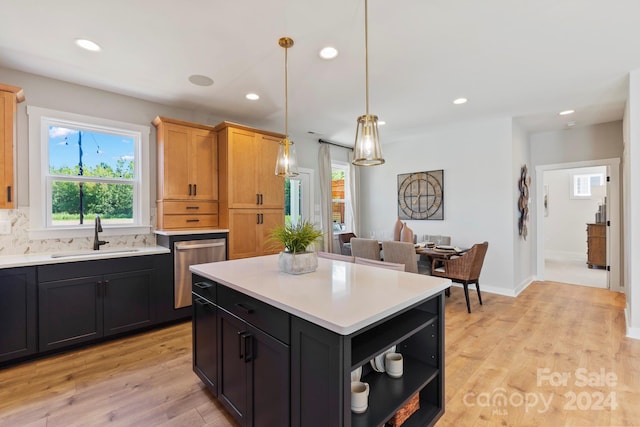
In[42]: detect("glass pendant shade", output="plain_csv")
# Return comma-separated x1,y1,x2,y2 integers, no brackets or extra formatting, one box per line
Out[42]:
275,36,299,178
352,114,384,166
275,137,299,176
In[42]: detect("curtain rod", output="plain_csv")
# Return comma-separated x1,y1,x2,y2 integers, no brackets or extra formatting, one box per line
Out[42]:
318,138,353,151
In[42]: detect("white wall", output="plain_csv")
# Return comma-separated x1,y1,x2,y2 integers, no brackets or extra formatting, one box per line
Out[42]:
543,167,605,261
512,121,534,292
624,70,640,337
359,117,516,295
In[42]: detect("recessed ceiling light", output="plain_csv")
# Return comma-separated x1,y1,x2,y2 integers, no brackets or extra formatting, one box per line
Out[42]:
319,46,338,60
559,109,575,116
246,93,260,101
188,75,214,87
75,39,101,52
453,98,468,105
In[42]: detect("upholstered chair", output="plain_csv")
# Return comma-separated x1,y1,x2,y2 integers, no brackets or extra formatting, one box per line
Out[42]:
350,238,381,261
381,241,418,273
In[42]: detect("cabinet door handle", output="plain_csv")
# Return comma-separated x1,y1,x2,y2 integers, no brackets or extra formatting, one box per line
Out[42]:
97,280,102,298
6,186,11,203
243,333,253,363
256,214,260,224
186,219,200,223
194,297,206,306
259,194,263,205
185,206,199,210
194,281,213,290
104,280,109,297
238,330,249,359
256,194,260,205
234,302,255,314
189,184,192,196
193,184,197,196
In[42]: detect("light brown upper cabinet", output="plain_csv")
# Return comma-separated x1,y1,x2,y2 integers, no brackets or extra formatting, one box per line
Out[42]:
216,122,285,259
0,84,25,209
153,116,218,230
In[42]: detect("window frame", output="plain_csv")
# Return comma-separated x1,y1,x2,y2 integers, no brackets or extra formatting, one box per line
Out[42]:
570,172,604,200
27,106,151,239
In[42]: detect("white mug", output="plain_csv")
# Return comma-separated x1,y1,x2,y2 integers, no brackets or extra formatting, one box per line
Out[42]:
351,381,370,413
385,352,403,378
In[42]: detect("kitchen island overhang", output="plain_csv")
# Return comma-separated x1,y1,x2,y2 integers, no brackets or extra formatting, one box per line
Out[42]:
191,255,450,427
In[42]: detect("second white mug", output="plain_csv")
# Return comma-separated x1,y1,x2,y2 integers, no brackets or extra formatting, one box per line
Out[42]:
385,352,403,378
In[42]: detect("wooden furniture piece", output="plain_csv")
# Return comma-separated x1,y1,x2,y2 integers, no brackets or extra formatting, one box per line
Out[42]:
382,240,419,273
586,223,606,268
0,84,24,209
431,242,489,313
191,255,449,427
215,122,285,259
153,116,219,230
350,237,381,261
338,232,356,255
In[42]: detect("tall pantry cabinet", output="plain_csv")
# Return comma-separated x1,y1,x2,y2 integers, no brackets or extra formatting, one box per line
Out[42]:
0,84,24,209
216,122,285,259
153,116,218,230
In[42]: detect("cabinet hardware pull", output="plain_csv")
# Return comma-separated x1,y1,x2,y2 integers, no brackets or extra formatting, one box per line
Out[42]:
259,194,263,205
256,214,260,224
256,194,260,205
186,219,200,222
194,184,197,196
234,303,254,314
194,297,206,306
97,280,102,297
104,280,109,297
7,186,11,202
243,333,253,363
194,281,212,289
189,184,192,196
185,206,199,210
238,331,248,359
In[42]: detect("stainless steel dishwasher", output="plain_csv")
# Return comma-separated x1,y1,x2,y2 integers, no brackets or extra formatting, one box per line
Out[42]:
174,238,226,308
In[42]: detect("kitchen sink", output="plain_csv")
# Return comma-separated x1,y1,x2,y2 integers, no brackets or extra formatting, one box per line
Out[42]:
50,248,140,258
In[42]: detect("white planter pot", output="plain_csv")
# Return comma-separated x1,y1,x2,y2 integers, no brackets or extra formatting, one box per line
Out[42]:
278,251,318,275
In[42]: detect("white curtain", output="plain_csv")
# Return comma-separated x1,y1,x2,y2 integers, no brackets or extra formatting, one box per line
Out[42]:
319,144,333,253
347,151,359,236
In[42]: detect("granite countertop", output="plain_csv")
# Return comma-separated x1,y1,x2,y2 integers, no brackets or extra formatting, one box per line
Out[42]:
190,255,450,335
0,246,171,269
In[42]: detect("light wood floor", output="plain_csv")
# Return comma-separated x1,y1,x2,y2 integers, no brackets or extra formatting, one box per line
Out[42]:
1,281,638,427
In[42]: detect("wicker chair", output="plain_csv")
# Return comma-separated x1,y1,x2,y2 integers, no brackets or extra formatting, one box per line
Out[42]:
338,232,356,256
431,241,488,313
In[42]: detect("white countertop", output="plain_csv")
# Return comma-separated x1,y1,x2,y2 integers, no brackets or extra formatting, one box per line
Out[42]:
0,246,170,269
190,255,451,335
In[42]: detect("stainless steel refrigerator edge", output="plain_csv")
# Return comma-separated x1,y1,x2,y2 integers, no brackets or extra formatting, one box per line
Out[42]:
174,238,226,308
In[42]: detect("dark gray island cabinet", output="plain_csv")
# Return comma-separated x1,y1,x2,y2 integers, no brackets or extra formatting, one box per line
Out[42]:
191,255,449,427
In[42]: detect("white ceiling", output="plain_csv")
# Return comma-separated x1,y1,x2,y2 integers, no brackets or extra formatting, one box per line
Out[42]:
1,0,639,146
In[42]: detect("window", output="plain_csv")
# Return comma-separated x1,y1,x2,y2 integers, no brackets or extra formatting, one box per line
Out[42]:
571,173,604,199
28,106,150,238
331,162,352,232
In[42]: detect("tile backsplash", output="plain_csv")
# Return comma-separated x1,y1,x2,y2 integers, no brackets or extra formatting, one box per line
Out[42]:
0,209,156,256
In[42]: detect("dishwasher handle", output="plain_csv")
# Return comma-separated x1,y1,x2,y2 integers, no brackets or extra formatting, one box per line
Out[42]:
175,242,226,251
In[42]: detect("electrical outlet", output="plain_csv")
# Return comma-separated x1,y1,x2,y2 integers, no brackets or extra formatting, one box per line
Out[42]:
0,220,11,235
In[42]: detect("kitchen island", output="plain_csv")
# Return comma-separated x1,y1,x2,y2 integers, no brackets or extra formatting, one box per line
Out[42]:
191,254,450,427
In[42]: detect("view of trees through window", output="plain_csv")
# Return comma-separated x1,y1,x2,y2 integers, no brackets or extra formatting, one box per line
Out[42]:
48,126,136,225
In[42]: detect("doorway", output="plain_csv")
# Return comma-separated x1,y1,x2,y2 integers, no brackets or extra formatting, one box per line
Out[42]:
285,167,314,227
535,159,621,291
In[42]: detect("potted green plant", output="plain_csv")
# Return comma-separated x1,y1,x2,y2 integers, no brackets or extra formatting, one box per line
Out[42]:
269,221,323,274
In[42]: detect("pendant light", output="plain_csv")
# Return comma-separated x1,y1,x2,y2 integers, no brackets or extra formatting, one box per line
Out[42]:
352,0,385,166
275,36,299,177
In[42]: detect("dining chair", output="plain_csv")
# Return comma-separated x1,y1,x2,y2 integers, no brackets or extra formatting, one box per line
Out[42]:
426,235,451,246
381,241,418,273
430,241,489,313
354,257,405,271
318,252,355,262
350,238,381,261
338,232,356,256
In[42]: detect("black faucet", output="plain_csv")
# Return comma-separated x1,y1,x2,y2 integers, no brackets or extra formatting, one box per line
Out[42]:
93,215,109,250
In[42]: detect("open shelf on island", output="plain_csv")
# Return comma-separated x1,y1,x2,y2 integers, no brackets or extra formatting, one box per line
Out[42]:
351,355,439,427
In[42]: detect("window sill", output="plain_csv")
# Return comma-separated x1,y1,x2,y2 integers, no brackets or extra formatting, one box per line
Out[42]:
28,225,153,240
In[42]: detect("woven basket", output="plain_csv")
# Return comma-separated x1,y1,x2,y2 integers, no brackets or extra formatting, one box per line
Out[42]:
386,393,420,427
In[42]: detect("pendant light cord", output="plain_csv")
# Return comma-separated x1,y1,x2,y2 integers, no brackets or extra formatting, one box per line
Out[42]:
364,0,370,116
285,44,289,137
